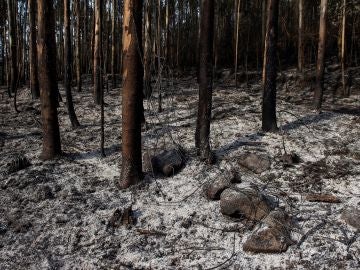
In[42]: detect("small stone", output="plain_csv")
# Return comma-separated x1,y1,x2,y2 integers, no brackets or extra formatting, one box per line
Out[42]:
220,188,272,221
238,153,271,174
243,227,291,253
144,148,186,177
341,207,360,229
263,209,291,231
204,178,231,200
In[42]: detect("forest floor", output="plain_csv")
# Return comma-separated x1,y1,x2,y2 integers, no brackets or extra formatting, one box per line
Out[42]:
0,64,360,269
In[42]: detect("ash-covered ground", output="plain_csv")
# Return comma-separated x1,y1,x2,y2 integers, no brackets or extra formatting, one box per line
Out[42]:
0,64,359,269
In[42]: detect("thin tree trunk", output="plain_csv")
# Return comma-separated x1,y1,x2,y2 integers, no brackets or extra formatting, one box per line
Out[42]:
262,0,279,132
234,0,241,87
111,0,117,88
37,0,62,160
314,0,328,111
157,0,162,112
93,0,103,105
262,0,267,53
298,0,304,72
195,0,215,164
117,0,144,189
64,0,80,128
7,0,17,97
144,0,152,98
341,0,347,96
28,0,40,99
75,0,82,92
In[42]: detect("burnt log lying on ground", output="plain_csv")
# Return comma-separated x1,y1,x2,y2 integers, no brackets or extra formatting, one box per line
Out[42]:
143,147,186,177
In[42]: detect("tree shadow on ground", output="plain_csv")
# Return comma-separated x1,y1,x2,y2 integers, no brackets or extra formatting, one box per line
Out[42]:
66,144,121,160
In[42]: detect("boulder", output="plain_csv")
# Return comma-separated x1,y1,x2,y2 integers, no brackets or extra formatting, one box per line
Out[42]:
220,188,272,221
263,209,291,230
238,153,271,174
243,227,291,253
143,148,186,177
341,207,360,229
204,171,242,200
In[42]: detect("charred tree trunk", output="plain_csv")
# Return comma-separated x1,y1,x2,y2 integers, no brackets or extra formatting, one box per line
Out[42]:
93,0,103,105
261,0,279,132
64,0,80,128
111,0,117,88
341,0,348,96
195,0,215,163
7,0,17,97
314,0,328,111
144,0,152,98
298,0,304,72
28,0,40,99
234,0,241,87
117,0,144,189
75,0,82,92
37,0,62,160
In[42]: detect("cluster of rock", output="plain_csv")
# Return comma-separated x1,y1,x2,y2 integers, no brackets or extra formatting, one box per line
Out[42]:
204,172,294,253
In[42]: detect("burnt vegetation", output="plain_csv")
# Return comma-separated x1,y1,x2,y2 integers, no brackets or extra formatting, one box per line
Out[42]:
0,0,360,269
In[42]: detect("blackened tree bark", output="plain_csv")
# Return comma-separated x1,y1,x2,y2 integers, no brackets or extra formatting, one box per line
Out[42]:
195,0,215,163
7,0,17,97
298,0,304,73
144,0,152,98
261,0,279,132
93,0,103,105
28,0,40,99
117,0,144,189
37,0,62,160
314,0,328,111
64,0,80,128
75,0,82,92
111,0,117,88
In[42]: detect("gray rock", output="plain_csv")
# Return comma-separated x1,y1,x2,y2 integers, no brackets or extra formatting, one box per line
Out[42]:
243,227,291,253
263,210,290,226
238,153,271,174
204,171,242,200
341,207,360,229
143,148,186,177
204,178,231,200
220,188,272,221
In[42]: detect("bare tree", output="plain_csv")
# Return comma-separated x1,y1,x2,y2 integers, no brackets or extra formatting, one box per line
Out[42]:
195,0,215,163
341,0,348,96
298,0,304,72
7,0,18,97
93,0,103,105
37,0,62,160
75,0,82,92
314,0,328,111
28,0,39,99
64,0,80,128
111,0,117,88
144,0,152,98
117,0,144,189
261,0,279,132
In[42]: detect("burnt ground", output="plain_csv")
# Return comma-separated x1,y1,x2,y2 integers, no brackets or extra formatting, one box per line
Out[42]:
0,64,359,269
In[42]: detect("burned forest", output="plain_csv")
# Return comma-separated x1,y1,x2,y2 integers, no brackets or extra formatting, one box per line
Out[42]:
1,0,360,269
